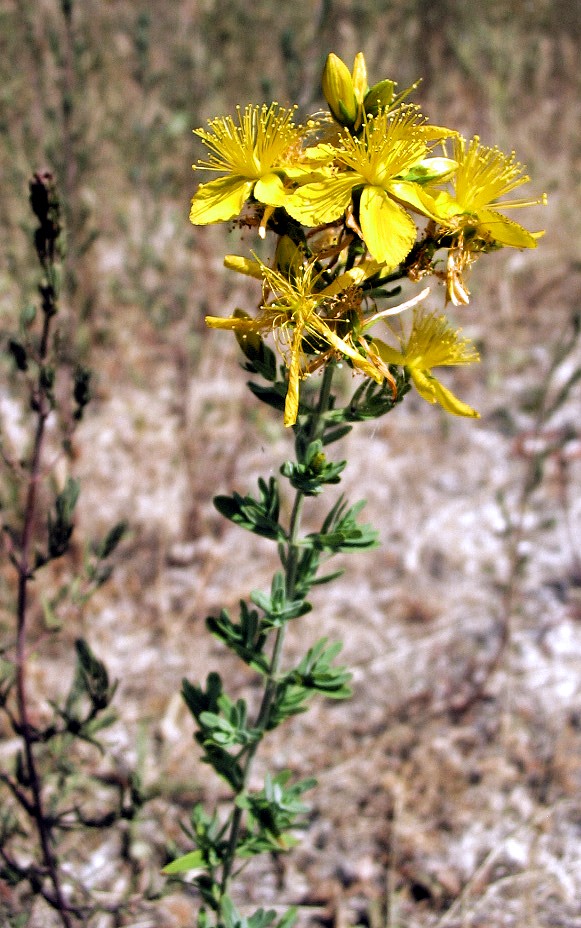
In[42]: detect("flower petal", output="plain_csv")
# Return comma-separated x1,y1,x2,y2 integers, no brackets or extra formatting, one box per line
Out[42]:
284,327,303,426
190,176,254,224
476,208,539,248
372,339,405,366
389,180,443,221
426,189,464,222
409,368,437,403
286,175,356,226
428,377,480,417
254,173,289,207
317,324,383,383
413,370,480,417
359,186,417,266
320,259,383,296
224,255,264,278
205,313,259,332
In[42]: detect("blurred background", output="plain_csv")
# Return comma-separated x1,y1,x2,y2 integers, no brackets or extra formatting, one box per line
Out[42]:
1,2,580,926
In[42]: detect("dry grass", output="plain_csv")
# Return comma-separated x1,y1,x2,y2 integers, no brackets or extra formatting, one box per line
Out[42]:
1,2,581,926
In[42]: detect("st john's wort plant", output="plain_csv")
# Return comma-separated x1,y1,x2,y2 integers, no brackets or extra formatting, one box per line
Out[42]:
0,172,142,927
164,52,545,928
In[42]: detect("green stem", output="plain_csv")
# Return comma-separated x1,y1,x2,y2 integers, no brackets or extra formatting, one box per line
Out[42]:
312,364,335,437
219,365,335,896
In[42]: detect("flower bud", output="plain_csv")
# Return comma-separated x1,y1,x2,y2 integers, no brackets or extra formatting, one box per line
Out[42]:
322,53,358,126
363,79,396,117
351,52,368,103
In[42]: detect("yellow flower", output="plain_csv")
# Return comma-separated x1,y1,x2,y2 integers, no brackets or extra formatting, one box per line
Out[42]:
374,310,480,417
433,136,546,248
286,108,451,267
206,255,391,427
190,104,307,226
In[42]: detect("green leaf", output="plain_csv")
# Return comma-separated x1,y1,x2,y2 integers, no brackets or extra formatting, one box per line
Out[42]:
277,909,298,928
268,681,312,725
199,695,260,748
162,849,205,874
341,373,410,422
19,303,37,329
214,478,284,540
182,673,222,720
247,910,278,928
206,603,269,673
321,424,352,446
236,772,316,857
73,366,92,419
251,572,311,628
238,334,277,382
195,873,222,910
247,380,287,412
281,638,352,701
40,593,62,630
74,638,112,710
47,477,80,559
198,742,244,792
94,520,128,559
8,339,28,371
309,497,379,553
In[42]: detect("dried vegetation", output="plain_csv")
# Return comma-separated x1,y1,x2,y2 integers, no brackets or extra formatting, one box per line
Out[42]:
1,1,580,926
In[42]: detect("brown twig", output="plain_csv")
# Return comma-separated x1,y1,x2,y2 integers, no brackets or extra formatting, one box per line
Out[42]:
10,171,73,928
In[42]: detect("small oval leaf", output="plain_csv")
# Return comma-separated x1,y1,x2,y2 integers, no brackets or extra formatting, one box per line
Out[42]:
162,850,205,874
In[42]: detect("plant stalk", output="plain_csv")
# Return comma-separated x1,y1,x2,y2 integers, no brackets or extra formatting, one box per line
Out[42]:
219,366,335,896
12,218,73,928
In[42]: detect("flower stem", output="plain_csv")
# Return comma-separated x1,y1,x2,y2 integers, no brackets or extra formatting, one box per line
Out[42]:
219,365,335,897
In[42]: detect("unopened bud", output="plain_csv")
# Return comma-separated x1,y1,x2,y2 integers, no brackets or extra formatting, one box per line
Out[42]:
310,451,326,474
351,52,368,103
322,53,358,126
363,79,396,117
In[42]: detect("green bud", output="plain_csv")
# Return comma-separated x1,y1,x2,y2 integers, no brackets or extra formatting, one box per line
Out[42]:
309,451,326,475
322,53,358,126
363,79,396,117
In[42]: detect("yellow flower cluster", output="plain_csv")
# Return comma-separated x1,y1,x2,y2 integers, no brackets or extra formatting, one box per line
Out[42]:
191,53,545,426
